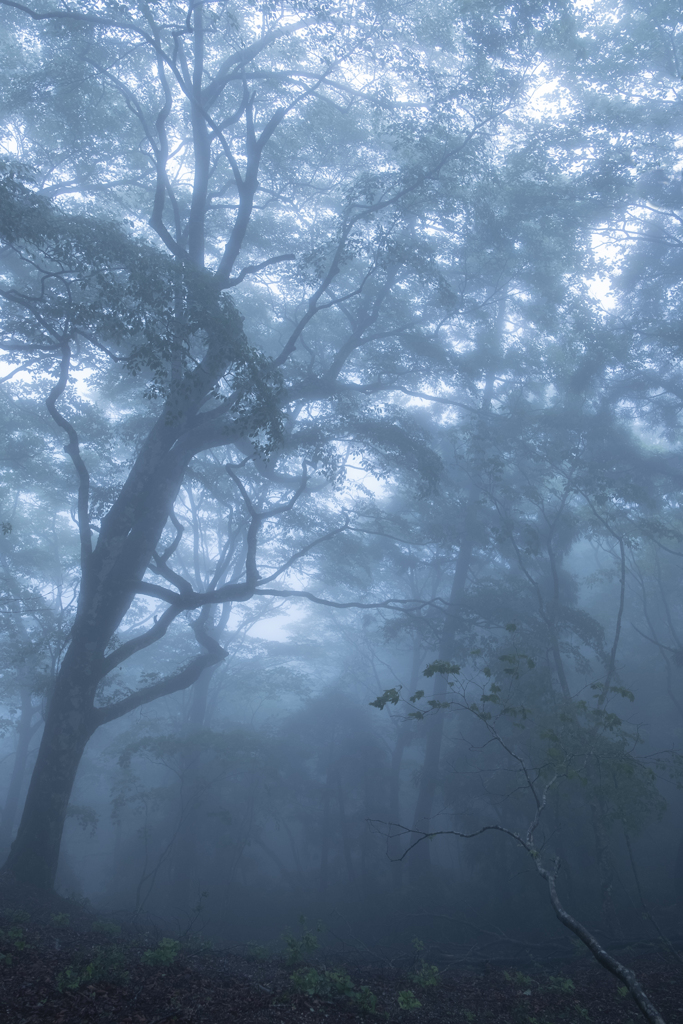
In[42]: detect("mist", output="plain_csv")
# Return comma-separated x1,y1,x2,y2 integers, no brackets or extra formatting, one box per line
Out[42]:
1,2,683,1021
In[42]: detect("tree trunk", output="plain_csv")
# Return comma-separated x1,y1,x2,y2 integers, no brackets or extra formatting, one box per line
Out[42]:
0,688,40,858
537,860,666,1024
170,662,221,914
335,769,355,885
3,659,95,888
170,599,233,912
320,764,332,901
2,301,242,890
409,529,474,884
408,295,504,884
388,721,413,892
591,797,621,937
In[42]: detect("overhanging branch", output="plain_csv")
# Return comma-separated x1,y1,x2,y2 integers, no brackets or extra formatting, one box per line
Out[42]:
92,644,226,729
99,604,183,678
223,253,295,289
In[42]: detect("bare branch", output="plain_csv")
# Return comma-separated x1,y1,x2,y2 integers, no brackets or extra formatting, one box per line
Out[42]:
394,386,479,412
201,18,318,108
159,511,184,562
368,820,524,862
99,604,183,678
256,517,349,586
250,589,439,613
133,577,441,614
223,253,295,289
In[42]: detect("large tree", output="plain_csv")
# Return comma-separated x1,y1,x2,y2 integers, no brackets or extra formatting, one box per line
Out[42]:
0,0,570,888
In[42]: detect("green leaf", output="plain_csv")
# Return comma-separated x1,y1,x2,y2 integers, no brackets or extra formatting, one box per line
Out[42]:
423,661,460,678
369,688,401,710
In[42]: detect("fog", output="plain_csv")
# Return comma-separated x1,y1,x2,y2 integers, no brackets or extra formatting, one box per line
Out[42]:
0,0,682,985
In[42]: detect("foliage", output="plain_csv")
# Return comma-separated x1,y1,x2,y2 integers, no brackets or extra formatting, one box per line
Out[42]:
289,965,377,1012
91,919,121,939
283,918,320,968
1,0,683,985
141,938,180,968
56,945,130,992
546,976,575,994
397,989,422,1010
410,961,440,990
0,923,28,957
372,647,667,840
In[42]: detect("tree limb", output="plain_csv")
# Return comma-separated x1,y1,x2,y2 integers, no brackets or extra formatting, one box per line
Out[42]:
45,342,92,570
224,253,296,289
92,644,225,728
99,604,183,679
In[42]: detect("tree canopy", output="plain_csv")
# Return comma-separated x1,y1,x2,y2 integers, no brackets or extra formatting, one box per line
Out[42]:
1,1,683,1006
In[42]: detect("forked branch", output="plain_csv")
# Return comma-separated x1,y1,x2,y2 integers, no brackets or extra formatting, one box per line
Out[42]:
92,627,226,729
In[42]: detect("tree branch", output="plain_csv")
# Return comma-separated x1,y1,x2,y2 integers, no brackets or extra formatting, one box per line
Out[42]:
223,253,295,289
99,604,183,678
0,361,37,383
45,342,92,569
0,0,154,39
250,589,439,612
92,640,226,728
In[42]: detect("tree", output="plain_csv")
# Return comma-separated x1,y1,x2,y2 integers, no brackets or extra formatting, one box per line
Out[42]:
0,0,566,889
0,390,79,855
371,650,671,1024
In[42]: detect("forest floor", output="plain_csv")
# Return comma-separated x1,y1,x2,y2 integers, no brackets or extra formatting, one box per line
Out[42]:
1,877,682,1024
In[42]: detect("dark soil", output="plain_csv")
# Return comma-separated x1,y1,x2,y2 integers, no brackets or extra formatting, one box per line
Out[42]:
1,878,682,1023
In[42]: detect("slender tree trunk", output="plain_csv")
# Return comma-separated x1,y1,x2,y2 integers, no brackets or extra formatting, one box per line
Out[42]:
408,293,504,884
170,597,232,912
388,721,412,892
188,672,212,728
389,638,420,888
320,763,332,901
537,860,666,1024
591,797,621,937
170,662,220,914
336,769,355,885
361,750,376,898
409,530,474,883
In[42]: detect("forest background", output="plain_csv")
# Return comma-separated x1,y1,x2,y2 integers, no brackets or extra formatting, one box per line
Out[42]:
0,0,682,967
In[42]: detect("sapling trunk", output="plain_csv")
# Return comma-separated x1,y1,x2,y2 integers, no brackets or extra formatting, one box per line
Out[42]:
394,822,668,1024
535,858,666,1024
